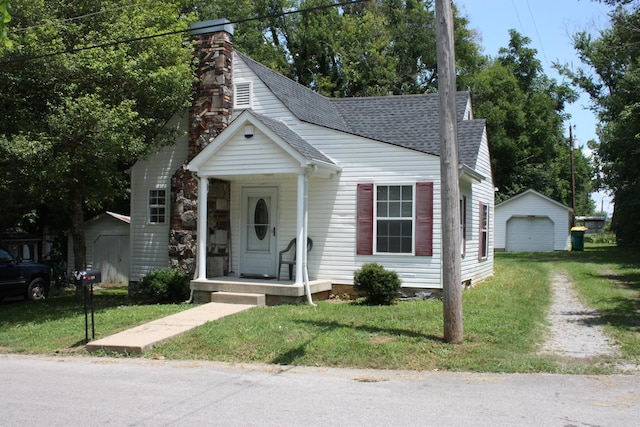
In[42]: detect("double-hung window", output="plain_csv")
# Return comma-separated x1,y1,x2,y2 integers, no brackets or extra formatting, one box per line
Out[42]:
376,185,414,253
357,182,433,256
479,202,489,259
460,196,467,256
149,189,167,224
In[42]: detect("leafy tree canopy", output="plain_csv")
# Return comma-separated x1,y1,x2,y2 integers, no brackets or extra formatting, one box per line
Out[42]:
0,0,10,47
468,30,592,211
565,4,640,245
0,0,194,267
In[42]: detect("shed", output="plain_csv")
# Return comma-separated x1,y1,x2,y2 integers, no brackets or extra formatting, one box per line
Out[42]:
68,211,130,284
495,189,573,252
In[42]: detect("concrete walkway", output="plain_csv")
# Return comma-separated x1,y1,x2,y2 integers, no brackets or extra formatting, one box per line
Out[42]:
85,302,255,354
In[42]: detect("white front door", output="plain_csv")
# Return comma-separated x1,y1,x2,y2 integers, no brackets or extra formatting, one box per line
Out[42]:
240,187,278,277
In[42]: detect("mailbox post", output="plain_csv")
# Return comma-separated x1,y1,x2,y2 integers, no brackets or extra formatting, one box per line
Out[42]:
74,269,101,343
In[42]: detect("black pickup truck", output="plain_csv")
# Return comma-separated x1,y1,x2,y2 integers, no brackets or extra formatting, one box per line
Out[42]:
0,246,51,301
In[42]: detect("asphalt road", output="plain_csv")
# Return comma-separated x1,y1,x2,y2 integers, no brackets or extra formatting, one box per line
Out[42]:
2,355,638,426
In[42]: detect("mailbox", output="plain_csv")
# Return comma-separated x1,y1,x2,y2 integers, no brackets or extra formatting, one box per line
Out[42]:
74,269,102,286
74,269,101,343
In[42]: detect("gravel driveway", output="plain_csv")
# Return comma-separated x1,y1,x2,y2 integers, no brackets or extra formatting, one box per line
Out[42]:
539,271,618,359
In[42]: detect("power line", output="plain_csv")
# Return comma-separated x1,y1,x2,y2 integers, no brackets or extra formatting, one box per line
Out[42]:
524,0,549,67
13,1,157,33
1,0,370,66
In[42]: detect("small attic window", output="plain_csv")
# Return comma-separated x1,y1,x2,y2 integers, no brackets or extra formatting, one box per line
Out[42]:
234,81,252,109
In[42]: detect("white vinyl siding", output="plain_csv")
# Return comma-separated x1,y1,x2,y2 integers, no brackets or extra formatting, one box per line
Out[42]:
129,113,189,281
233,54,291,120
195,128,302,177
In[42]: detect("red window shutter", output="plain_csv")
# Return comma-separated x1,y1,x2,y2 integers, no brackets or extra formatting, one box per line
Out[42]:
415,182,434,256
356,183,374,255
462,195,467,257
478,201,484,260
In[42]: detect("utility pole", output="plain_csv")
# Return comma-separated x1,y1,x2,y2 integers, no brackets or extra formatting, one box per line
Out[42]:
435,0,463,343
570,125,576,225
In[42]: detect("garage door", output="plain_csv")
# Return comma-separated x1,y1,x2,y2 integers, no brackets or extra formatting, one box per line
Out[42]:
506,216,554,252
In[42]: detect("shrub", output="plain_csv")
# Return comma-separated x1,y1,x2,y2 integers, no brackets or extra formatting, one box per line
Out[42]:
353,263,402,305
138,268,190,303
584,232,616,245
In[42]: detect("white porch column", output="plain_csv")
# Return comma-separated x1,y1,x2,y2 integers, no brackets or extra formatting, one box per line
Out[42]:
295,172,305,285
196,175,209,280
302,171,314,305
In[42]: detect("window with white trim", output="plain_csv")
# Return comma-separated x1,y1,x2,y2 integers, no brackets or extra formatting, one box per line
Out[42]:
375,185,414,253
357,182,433,257
234,81,252,109
460,196,467,256
149,189,167,224
480,202,489,259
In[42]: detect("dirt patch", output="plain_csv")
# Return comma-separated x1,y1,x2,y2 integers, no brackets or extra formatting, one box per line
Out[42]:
369,336,396,345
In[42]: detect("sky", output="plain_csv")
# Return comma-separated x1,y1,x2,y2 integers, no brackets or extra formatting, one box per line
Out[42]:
457,0,614,214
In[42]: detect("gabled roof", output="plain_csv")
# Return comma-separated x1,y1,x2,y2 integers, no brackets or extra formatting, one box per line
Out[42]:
237,52,351,133
496,189,573,212
106,211,131,224
188,110,340,175
250,112,336,166
237,51,486,169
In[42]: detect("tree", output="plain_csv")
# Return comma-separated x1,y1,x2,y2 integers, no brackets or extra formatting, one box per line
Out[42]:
468,30,592,210
190,0,483,97
0,0,194,269
566,5,640,245
0,0,10,47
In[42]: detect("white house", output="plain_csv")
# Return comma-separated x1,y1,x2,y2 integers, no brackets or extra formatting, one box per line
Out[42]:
494,189,573,252
129,19,495,303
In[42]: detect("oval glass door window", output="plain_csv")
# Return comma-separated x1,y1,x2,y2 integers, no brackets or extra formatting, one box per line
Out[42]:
254,198,268,240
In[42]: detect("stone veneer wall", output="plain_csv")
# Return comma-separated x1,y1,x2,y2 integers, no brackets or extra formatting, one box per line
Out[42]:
169,24,233,275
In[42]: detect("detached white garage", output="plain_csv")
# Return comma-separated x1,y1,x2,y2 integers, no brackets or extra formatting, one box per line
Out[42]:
495,189,573,252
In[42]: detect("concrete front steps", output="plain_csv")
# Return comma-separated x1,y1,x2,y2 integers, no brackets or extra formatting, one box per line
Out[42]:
211,291,266,306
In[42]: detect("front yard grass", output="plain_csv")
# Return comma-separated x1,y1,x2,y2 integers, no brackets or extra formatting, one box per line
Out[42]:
1,244,638,373
150,255,558,372
0,287,190,355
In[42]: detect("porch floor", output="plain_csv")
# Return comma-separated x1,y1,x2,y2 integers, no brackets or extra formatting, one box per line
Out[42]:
190,275,333,302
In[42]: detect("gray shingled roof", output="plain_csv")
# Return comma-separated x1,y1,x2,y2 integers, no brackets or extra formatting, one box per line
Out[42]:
237,51,485,169
249,111,336,165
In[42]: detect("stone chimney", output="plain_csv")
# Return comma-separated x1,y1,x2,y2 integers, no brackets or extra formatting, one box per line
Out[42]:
169,19,234,274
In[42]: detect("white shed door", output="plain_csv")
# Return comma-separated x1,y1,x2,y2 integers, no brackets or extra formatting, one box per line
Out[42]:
506,217,554,252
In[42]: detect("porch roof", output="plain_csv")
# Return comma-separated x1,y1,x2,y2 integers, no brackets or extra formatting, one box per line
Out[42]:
187,110,341,177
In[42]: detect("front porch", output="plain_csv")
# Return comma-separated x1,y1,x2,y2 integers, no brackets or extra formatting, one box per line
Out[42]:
191,275,333,306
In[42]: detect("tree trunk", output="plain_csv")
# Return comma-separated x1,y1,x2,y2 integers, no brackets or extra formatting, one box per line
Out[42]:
69,183,87,302
69,184,87,271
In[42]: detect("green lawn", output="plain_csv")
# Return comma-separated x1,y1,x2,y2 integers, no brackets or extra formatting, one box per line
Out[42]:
1,244,638,373
0,287,190,355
